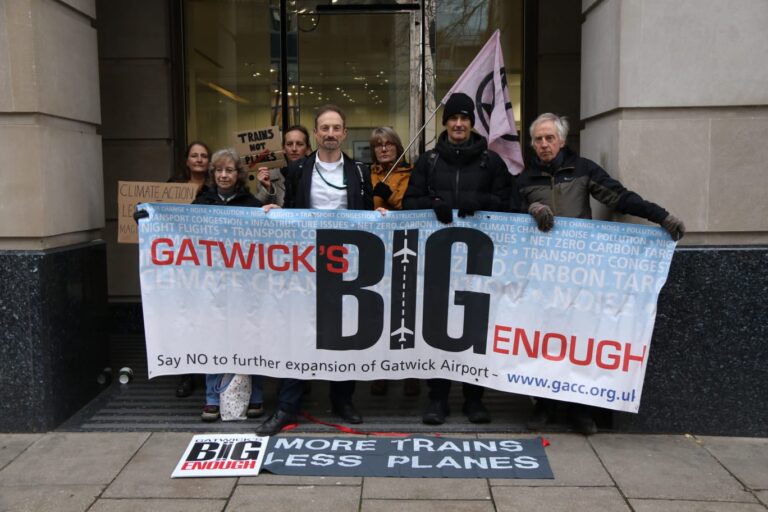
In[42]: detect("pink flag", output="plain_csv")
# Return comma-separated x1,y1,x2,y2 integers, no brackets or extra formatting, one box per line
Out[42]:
442,30,524,175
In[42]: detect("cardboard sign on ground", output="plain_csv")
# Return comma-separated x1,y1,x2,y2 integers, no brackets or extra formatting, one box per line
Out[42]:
234,126,286,170
117,181,199,244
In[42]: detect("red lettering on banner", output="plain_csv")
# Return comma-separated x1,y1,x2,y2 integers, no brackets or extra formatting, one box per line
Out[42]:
150,237,322,273
326,245,349,273
220,241,256,269
258,243,266,270
268,244,290,271
513,328,539,357
492,325,512,354
292,245,315,272
495,325,641,372
569,336,594,366
542,333,566,361
596,340,622,370
623,343,646,372
199,239,218,266
151,238,174,265
176,238,200,266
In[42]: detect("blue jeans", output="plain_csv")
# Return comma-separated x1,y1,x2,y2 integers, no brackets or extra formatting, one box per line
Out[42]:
205,374,263,406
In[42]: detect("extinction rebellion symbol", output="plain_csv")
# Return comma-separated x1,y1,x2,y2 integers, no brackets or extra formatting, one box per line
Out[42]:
475,67,520,143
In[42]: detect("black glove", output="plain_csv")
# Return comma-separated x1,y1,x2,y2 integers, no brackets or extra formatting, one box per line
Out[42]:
133,209,149,223
372,182,393,200
433,201,453,224
661,214,685,241
528,202,554,232
457,198,481,218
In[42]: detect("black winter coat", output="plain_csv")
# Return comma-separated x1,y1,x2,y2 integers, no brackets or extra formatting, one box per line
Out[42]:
513,146,669,223
192,186,262,207
402,131,512,212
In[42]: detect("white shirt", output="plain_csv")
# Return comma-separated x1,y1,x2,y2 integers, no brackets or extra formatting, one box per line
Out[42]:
310,155,348,210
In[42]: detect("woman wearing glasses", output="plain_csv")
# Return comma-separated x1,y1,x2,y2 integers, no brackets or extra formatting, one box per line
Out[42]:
369,127,414,211
367,127,420,397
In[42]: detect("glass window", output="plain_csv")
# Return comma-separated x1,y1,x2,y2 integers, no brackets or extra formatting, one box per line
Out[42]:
183,1,524,159
184,0,279,151
431,0,524,146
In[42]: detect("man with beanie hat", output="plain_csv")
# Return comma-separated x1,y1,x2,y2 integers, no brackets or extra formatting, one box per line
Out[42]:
442,92,476,126
402,93,513,425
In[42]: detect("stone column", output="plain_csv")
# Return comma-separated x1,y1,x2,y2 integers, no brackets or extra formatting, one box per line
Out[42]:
0,0,108,431
580,0,768,435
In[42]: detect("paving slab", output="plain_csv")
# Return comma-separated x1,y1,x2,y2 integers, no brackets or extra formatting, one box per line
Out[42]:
363,477,491,500
756,491,768,506
362,499,495,512
225,484,360,512
89,498,226,512
240,473,362,485
629,499,768,512
699,436,768,490
0,434,41,470
590,434,755,502
103,432,235,499
0,432,148,486
488,434,613,487
492,486,631,512
0,484,101,512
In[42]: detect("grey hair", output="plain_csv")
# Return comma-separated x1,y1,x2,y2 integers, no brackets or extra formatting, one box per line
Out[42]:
529,113,569,146
209,148,248,190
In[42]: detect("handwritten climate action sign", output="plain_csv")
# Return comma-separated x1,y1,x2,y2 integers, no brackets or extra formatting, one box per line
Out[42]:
137,204,677,412
117,181,199,244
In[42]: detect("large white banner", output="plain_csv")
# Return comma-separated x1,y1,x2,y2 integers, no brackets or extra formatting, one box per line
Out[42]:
138,204,677,412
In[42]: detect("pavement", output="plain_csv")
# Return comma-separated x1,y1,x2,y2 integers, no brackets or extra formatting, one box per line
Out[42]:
0,431,766,511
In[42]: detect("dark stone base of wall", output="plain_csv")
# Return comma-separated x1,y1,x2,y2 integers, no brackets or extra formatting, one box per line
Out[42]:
613,246,768,436
0,242,109,432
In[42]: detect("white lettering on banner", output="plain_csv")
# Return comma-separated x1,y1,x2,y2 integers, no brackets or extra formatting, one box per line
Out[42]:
138,204,677,413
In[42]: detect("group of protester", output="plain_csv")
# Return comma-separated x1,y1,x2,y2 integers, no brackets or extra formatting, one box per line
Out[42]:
164,93,685,436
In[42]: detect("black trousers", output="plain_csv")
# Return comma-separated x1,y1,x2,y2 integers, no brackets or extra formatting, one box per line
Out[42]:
329,380,355,406
427,379,484,402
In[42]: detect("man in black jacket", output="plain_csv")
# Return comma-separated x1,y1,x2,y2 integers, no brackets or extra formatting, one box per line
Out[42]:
516,112,685,435
282,104,373,425
403,92,513,425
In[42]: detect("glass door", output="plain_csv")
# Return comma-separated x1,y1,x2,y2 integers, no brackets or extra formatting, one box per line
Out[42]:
292,5,416,163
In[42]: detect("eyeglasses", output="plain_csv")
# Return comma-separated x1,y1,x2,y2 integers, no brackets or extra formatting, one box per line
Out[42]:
214,167,237,174
375,142,396,150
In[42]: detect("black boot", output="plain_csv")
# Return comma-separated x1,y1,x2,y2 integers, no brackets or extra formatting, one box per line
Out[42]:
176,374,195,398
422,400,449,425
256,410,297,436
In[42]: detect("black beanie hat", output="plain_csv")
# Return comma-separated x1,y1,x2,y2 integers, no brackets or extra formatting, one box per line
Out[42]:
442,92,475,126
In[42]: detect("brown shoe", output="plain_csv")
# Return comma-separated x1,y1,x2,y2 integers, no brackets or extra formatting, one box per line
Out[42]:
201,404,219,422
246,402,264,418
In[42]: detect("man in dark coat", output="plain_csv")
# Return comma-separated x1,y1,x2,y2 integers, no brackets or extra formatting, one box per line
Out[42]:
516,112,685,435
403,92,513,425
282,104,374,426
